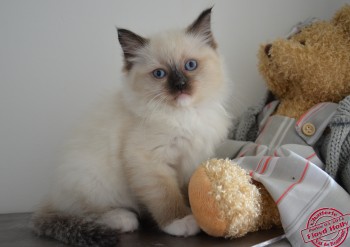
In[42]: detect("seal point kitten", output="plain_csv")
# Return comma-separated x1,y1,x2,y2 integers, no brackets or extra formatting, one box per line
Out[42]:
32,7,233,247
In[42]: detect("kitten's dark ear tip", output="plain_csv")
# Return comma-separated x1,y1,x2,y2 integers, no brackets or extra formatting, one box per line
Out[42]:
116,28,148,71
203,6,214,15
187,6,217,49
116,28,130,38
116,28,129,33
195,7,214,23
116,28,148,48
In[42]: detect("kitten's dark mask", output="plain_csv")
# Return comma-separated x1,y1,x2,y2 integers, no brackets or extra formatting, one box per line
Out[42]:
167,65,190,95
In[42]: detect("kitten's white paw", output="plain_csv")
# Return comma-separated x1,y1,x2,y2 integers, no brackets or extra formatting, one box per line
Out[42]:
162,215,200,237
98,208,139,233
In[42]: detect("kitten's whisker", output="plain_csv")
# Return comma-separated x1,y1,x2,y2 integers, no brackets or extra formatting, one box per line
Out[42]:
138,91,168,130
147,94,171,121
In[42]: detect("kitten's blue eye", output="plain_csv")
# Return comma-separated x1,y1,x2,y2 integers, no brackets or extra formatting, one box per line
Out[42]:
152,69,166,79
184,59,197,71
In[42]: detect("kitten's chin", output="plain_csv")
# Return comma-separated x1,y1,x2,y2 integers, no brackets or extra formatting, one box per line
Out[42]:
175,93,193,107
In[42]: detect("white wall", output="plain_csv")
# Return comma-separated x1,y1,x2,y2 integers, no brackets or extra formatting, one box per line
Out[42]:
1,0,349,214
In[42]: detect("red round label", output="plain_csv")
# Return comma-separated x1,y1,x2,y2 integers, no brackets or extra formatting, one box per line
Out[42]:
301,208,349,247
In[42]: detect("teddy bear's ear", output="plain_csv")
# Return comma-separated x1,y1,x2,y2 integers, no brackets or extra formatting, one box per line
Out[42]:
332,4,350,36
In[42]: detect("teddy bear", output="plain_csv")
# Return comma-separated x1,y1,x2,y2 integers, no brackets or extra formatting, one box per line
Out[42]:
188,4,350,244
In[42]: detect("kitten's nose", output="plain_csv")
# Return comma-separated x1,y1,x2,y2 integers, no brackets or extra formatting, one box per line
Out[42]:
169,68,188,93
175,80,186,91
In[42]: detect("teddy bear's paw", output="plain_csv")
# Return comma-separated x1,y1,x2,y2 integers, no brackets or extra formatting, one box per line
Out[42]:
162,215,200,237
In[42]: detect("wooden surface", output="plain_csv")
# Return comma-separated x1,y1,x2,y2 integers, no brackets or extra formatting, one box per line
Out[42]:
0,213,291,247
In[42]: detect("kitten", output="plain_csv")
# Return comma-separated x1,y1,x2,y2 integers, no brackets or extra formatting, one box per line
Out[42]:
32,7,233,247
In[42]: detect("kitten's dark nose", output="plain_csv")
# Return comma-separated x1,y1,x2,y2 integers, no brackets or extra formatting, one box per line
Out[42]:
175,80,186,91
168,68,189,93
264,44,272,58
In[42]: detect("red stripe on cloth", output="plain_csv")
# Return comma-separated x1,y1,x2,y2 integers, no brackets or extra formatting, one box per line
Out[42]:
238,151,245,157
238,143,256,157
264,102,273,112
249,170,253,177
276,161,310,205
306,153,316,160
255,157,265,173
260,156,272,174
296,103,325,126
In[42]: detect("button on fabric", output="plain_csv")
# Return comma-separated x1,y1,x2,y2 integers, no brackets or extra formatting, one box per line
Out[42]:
302,122,316,136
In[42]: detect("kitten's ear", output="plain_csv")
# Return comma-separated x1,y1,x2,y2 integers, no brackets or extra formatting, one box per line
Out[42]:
186,7,217,49
117,28,148,70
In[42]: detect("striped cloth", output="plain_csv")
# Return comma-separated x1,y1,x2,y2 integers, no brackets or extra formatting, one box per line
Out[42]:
218,100,350,246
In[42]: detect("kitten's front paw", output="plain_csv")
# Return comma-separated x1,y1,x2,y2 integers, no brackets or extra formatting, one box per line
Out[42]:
98,208,139,233
162,215,200,237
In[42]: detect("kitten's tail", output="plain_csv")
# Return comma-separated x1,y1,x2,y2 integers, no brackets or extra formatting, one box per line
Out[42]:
32,210,119,247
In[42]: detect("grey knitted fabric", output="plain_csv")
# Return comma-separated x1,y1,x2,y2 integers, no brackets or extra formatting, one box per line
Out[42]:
324,95,350,193
231,93,350,193
230,105,260,142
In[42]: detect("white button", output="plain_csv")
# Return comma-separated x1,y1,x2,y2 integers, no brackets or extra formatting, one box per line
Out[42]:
302,122,316,136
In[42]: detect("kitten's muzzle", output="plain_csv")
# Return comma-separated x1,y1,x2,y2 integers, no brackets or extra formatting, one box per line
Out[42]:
168,68,190,93
175,80,186,91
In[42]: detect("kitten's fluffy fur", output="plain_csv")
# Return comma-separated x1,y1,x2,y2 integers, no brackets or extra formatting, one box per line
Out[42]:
33,8,233,246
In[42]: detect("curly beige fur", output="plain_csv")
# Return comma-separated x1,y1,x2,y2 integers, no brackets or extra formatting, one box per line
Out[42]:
259,4,350,119
189,159,281,238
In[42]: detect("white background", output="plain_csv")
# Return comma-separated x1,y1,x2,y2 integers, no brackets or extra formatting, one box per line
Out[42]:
1,0,349,214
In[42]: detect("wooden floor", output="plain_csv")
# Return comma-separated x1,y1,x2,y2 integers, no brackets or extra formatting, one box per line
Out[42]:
0,213,291,247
